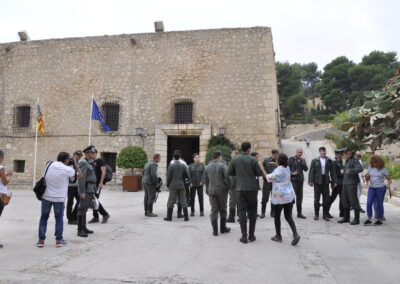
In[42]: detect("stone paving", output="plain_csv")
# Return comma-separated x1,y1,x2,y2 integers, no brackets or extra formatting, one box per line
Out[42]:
0,139,399,283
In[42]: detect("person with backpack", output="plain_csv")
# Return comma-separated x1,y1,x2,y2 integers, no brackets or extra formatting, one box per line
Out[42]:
36,152,82,247
89,150,111,224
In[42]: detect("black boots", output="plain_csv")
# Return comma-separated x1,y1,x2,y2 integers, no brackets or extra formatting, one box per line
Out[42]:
350,209,360,225
248,213,256,242
314,205,320,220
177,204,183,218
260,203,266,218
144,203,148,216
338,209,350,223
227,209,236,223
183,208,189,221
212,220,218,236
322,207,330,221
220,218,231,234
147,204,157,217
82,215,94,234
164,208,173,221
77,215,88,237
239,211,248,244
297,204,306,219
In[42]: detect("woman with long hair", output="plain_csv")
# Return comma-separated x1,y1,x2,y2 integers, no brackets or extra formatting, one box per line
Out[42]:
267,153,300,246
364,155,391,226
0,150,13,248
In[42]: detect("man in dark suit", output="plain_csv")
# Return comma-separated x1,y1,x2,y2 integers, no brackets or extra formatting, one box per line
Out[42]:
289,149,308,219
308,147,336,221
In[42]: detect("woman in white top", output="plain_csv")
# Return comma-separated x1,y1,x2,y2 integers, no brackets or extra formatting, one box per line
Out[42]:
267,153,300,246
0,150,13,248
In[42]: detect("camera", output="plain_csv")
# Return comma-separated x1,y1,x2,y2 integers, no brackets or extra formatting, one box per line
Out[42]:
69,158,75,165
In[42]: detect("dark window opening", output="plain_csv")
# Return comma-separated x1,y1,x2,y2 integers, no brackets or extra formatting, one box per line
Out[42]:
174,102,193,124
14,106,31,130
101,152,117,173
102,103,120,131
14,160,25,173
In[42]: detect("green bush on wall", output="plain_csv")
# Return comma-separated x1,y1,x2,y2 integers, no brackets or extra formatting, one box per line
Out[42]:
205,145,234,165
116,146,148,170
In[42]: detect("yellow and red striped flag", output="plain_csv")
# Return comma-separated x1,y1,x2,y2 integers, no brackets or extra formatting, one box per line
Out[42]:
37,104,44,136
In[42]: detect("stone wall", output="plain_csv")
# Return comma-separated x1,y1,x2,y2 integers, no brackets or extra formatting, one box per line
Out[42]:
0,27,280,185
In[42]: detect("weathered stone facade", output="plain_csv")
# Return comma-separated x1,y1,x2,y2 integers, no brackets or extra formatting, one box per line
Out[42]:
0,27,280,185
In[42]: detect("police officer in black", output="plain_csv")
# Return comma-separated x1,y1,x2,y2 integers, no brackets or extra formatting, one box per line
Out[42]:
188,153,205,217
260,149,279,218
327,148,345,218
289,149,308,219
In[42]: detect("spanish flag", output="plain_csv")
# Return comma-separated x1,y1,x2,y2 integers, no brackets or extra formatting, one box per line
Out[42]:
37,104,44,136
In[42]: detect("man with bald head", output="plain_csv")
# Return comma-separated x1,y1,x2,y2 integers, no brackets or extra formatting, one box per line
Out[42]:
289,149,308,219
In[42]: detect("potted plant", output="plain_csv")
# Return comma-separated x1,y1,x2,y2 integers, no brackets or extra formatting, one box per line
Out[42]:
116,146,148,192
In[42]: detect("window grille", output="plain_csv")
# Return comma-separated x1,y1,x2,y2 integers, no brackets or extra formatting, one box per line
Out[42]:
14,160,25,173
14,106,31,131
102,103,120,131
174,101,193,124
101,152,117,173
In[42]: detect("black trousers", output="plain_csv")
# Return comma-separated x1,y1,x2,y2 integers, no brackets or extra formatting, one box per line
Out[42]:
328,184,343,215
342,184,361,210
314,178,330,216
274,202,297,237
66,186,79,221
93,189,109,218
291,180,304,214
237,191,258,236
0,202,4,217
78,193,95,216
190,186,204,212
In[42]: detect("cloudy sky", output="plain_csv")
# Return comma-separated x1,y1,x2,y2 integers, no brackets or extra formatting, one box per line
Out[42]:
0,0,399,69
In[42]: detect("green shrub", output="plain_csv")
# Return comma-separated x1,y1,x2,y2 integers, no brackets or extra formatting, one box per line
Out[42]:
205,145,234,165
116,146,148,169
208,135,236,150
325,133,367,151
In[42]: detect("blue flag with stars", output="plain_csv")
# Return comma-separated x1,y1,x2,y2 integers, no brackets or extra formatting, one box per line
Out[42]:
91,99,112,131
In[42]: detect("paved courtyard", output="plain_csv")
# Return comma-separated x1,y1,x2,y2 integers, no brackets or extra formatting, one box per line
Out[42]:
0,140,399,283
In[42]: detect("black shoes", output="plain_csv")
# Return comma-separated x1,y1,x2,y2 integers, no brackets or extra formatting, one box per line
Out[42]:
183,208,189,221
227,209,236,223
147,212,157,217
350,219,360,225
297,214,307,219
220,219,231,234
364,219,372,226
323,216,330,222
248,235,256,242
88,217,99,224
338,218,350,223
374,220,383,226
327,213,334,219
190,211,195,217
200,211,204,217
271,235,282,242
212,220,218,236
292,234,300,246
240,236,248,244
314,215,319,221
102,215,110,223
77,230,88,237
260,213,266,219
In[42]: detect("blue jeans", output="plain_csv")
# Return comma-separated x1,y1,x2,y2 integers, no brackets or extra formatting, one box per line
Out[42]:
367,186,386,219
38,199,65,241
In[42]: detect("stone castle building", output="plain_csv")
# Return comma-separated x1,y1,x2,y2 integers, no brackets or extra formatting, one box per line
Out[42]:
0,24,280,185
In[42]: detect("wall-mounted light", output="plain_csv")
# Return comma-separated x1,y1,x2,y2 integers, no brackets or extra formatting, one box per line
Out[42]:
219,126,227,136
135,127,146,137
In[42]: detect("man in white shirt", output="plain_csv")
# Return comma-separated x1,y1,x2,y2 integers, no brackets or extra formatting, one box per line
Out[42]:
37,152,82,248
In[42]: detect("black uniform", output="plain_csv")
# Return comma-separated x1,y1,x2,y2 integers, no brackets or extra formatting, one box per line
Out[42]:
288,156,308,217
92,158,110,222
188,162,205,216
261,157,277,217
328,156,344,217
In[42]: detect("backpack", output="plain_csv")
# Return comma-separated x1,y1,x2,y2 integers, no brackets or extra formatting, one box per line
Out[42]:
33,161,53,201
104,164,113,183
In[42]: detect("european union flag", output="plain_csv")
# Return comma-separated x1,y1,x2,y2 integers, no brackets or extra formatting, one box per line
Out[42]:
91,99,112,131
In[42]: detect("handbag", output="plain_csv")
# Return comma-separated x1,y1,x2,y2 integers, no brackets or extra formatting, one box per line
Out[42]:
33,161,53,201
0,192,12,206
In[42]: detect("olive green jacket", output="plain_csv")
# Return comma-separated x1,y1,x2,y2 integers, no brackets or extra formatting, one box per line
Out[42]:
78,158,97,194
204,160,230,195
188,162,205,187
227,153,263,192
143,160,158,185
343,157,363,185
167,160,189,190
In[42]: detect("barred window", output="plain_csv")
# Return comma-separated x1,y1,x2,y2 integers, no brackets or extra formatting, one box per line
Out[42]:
101,152,117,173
102,103,120,131
174,101,193,124
14,160,25,173
14,106,31,130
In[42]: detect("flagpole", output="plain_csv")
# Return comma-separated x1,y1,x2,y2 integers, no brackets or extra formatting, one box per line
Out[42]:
88,93,94,145
33,97,39,187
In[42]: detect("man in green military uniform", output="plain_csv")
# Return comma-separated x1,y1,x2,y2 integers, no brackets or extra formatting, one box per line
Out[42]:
204,150,231,236
164,152,190,222
228,142,264,244
143,153,161,217
188,153,205,217
77,145,97,238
